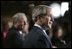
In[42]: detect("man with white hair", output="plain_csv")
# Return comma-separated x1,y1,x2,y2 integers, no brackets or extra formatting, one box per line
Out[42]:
23,5,53,48
6,13,28,48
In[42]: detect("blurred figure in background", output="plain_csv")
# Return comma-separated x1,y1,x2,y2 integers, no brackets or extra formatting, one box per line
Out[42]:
1,17,13,48
5,13,28,48
2,21,9,48
63,2,71,48
51,25,67,48
62,22,71,48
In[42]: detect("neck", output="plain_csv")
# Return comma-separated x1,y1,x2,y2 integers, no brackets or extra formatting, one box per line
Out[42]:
35,21,41,26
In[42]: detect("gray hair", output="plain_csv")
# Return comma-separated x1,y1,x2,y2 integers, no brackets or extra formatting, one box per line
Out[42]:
32,5,51,20
12,13,27,24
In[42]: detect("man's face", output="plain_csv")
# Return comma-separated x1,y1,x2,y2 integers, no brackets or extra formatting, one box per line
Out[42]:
47,15,53,29
41,13,53,29
17,16,25,31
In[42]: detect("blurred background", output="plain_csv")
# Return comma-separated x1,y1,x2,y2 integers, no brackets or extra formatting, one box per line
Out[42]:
1,1,71,48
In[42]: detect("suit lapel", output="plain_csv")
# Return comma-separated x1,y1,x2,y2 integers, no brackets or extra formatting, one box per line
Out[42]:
33,26,52,47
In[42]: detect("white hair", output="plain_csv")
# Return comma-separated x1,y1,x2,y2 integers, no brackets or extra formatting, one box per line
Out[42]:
32,5,51,20
12,13,27,24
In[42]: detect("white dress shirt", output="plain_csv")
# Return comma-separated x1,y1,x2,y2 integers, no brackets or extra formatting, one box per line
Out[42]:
34,23,52,47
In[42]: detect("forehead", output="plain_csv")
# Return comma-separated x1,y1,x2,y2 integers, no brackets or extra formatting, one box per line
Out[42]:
18,16,25,21
46,9,52,15
45,13,54,21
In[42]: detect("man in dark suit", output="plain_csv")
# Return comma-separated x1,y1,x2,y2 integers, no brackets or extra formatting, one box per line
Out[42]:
23,5,53,48
5,13,28,48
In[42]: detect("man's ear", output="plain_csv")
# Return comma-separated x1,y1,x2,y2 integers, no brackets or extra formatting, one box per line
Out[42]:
37,16,40,19
39,16,43,24
36,16,41,21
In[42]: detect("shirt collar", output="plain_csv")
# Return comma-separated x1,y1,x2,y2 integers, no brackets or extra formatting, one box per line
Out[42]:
34,23,47,35
34,23,42,29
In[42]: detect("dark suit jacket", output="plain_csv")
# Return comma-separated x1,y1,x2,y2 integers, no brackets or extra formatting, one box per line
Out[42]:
23,26,52,48
5,26,24,48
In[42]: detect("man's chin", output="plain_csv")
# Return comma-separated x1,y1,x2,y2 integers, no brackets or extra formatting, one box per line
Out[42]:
48,24,52,29
17,27,22,31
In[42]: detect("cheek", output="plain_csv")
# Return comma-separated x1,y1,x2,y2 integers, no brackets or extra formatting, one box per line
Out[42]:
48,18,53,28
48,17,50,23
40,18,44,24
46,19,48,24
43,18,48,26
41,18,48,25
18,22,23,27
43,18,48,24
20,21,25,26
48,17,53,25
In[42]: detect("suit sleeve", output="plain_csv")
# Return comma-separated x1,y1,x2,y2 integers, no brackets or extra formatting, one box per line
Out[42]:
6,30,24,48
14,31,24,48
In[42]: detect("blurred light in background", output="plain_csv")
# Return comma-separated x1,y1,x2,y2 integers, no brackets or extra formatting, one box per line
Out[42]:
50,2,69,18
61,2,69,16
50,3,61,18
